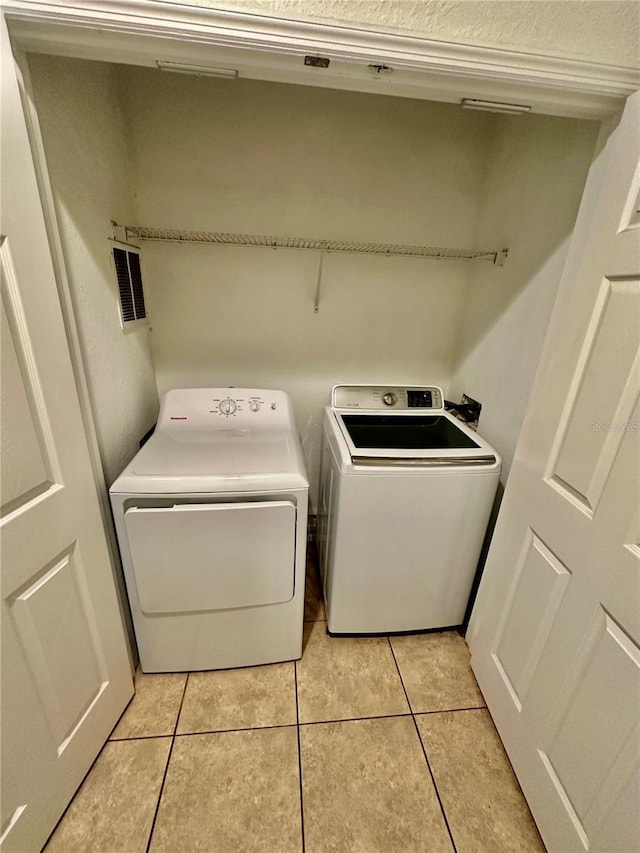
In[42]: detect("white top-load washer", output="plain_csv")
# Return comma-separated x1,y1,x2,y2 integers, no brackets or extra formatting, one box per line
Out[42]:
317,385,500,634
110,388,308,672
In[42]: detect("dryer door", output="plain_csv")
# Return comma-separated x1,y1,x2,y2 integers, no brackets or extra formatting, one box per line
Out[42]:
124,501,296,613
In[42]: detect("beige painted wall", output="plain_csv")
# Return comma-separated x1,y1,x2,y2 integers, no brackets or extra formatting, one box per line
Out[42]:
29,54,597,504
118,69,498,496
28,54,160,486
157,0,640,68
117,70,494,244
450,114,599,481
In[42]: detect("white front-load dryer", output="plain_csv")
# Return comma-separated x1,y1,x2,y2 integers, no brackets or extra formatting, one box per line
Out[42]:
110,388,309,672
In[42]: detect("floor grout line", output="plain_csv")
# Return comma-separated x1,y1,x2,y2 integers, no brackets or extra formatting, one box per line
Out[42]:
144,671,190,853
109,732,186,742
299,712,412,726
414,705,488,716
108,706,487,744
294,660,306,853
387,637,459,853
173,723,297,737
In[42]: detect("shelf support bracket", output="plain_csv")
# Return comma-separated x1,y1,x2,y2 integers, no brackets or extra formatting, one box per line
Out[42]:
314,248,326,313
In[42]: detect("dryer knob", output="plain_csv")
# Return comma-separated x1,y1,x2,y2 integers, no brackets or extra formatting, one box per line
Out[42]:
219,397,237,415
249,401,260,412
382,392,397,406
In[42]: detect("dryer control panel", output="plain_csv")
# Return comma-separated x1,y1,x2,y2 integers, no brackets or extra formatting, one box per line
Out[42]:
332,385,443,411
156,388,294,430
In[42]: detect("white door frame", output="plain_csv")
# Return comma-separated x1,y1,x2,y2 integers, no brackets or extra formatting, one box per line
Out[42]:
3,0,639,654
4,1,639,116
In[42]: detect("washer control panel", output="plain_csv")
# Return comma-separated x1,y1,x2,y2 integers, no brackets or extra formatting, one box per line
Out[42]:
332,385,443,411
157,388,290,429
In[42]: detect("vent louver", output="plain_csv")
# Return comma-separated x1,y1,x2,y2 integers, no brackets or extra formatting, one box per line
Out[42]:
111,243,147,326
128,252,146,319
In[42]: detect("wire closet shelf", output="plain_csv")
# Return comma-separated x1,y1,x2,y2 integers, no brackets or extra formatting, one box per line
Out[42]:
123,226,508,264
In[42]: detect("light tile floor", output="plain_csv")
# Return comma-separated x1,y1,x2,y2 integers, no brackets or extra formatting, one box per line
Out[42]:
44,546,545,853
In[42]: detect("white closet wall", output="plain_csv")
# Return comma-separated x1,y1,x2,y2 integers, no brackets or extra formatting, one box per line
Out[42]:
28,54,159,486
27,55,597,503
450,114,599,481
117,69,498,491
116,70,496,244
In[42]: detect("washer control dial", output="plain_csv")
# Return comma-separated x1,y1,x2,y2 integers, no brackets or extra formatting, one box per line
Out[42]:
382,392,397,407
249,401,260,412
219,397,237,416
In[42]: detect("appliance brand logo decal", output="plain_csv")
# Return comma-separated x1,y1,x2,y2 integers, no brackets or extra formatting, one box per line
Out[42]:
170,416,188,420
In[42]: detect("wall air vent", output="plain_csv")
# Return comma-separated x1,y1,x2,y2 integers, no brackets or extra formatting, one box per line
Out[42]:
110,241,148,328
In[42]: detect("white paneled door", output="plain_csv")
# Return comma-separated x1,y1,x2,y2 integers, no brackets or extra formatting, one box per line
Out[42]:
468,92,640,852
0,18,133,853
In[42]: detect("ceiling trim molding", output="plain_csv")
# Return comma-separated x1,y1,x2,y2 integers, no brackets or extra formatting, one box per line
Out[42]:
4,0,639,104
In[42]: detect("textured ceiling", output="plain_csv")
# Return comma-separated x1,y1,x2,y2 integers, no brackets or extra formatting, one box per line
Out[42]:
157,0,640,68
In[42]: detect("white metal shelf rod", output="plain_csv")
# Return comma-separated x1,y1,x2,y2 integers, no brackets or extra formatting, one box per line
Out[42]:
122,225,508,265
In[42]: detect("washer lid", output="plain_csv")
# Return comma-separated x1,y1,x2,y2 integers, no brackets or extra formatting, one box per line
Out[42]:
331,409,499,466
110,429,308,494
340,413,479,450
